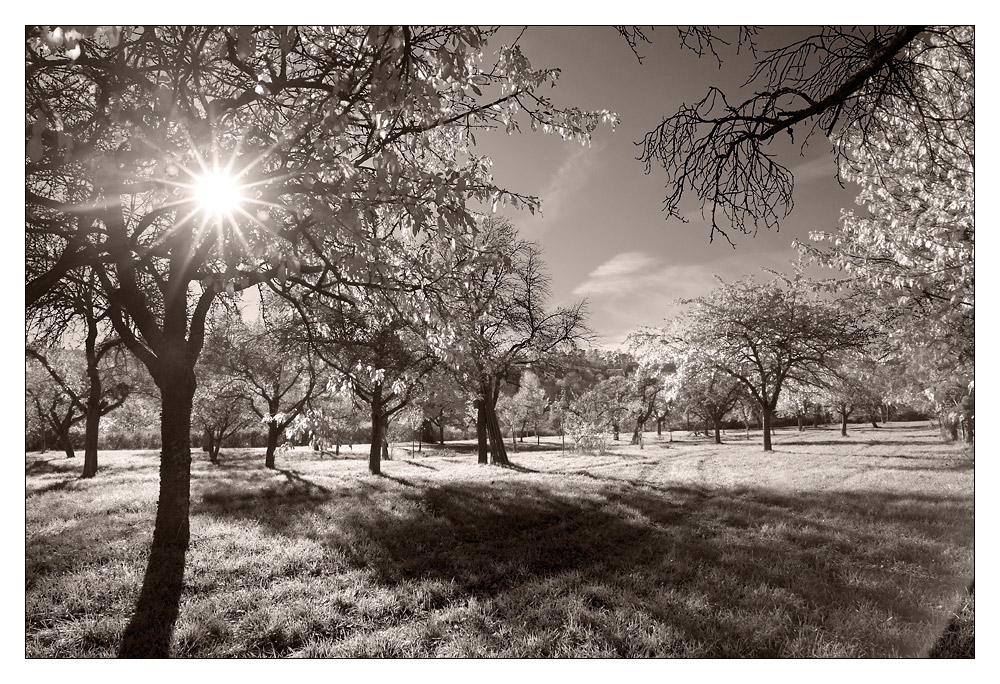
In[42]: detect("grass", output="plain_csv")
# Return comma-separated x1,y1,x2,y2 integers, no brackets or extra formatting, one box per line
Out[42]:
25,422,974,658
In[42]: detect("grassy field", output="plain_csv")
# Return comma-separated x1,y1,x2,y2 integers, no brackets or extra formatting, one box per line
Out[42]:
25,422,974,658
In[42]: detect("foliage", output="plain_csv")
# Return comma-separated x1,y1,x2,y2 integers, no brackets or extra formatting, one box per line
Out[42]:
511,371,549,433
287,389,365,453
565,376,640,453
674,353,744,440
797,26,974,439
193,365,254,462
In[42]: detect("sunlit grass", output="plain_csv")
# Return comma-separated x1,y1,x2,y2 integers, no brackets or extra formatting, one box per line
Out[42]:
25,423,973,657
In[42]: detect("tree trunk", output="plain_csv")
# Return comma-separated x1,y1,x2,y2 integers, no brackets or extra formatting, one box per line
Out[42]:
369,387,383,475
58,428,75,459
82,406,100,477
421,419,437,444
712,416,722,444
154,367,195,548
206,427,221,463
82,363,102,477
613,423,619,441
761,407,774,451
631,417,647,445
840,412,849,437
440,420,444,446
264,420,280,469
483,398,510,466
475,399,488,464
797,414,804,432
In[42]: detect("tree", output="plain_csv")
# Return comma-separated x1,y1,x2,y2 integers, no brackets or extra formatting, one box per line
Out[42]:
565,376,639,454
193,368,253,464
511,370,549,444
297,289,442,475
666,276,872,451
675,354,744,445
26,267,131,477
778,382,820,432
416,375,468,445
630,26,971,246
26,346,130,465
624,332,680,446
288,389,364,456
209,310,321,468
820,364,877,438
454,218,589,466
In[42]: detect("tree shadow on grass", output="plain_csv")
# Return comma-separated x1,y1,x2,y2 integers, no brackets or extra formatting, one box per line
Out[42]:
117,537,186,658
192,474,974,656
25,456,76,476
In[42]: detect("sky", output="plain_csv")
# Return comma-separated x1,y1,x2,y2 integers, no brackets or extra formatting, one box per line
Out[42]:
475,26,860,347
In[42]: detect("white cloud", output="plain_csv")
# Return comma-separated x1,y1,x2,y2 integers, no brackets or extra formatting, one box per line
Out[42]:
588,251,660,279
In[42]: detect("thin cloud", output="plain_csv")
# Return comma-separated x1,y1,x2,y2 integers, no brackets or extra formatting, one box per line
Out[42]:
520,142,603,233
589,251,660,279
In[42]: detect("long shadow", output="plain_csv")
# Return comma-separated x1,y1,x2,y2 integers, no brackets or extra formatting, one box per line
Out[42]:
378,473,416,488
492,461,541,474
25,457,75,476
277,467,332,493
26,479,76,496
117,537,186,658
402,460,438,471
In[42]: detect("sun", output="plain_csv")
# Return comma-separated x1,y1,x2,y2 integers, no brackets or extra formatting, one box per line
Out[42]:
193,170,244,218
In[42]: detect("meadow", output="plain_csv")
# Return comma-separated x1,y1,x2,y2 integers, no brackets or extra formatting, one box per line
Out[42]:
25,422,974,658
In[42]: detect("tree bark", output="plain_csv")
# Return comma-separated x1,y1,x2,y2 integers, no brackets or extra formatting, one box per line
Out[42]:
841,412,849,437
369,390,383,475
483,398,511,466
82,351,103,477
153,365,195,549
712,416,722,444
797,414,804,432
59,430,76,459
82,405,100,477
264,420,280,469
761,407,773,451
475,399,488,464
